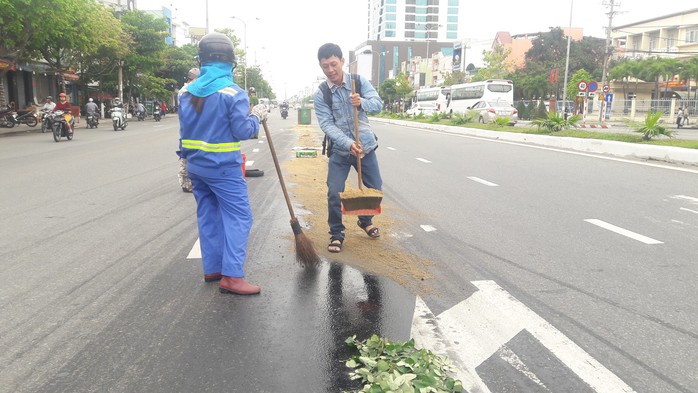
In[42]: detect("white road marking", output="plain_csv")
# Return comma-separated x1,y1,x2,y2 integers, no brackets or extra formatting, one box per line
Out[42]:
258,140,265,144
387,147,396,151
584,219,663,245
416,158,431,163
420,225,437,232
467,176,499,187
411,280,637,393
252,148,260,153
187,238,201,259
246,160,254,167
680,207,698,214
411,128,698,174
671,195,698,203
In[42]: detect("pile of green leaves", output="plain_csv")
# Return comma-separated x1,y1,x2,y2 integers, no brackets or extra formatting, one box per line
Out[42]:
344,335,463,393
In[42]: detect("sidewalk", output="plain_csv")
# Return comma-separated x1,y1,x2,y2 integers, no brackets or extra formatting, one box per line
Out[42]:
373,118,698,167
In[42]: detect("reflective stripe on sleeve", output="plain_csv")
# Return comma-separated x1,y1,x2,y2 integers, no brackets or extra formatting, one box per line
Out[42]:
181,139,241,152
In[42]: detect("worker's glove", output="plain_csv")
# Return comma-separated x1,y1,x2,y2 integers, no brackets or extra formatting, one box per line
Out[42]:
252,105,267,122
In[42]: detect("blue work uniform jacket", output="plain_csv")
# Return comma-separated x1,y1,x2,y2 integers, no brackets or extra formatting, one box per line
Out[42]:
179,85,259,176
314,73,383,158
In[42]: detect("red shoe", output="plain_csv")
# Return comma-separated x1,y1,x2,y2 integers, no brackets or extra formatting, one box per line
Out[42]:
204,273,222,282
219,276,261,295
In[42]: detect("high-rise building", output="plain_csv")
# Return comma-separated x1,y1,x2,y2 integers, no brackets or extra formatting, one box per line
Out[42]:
368,0,460,42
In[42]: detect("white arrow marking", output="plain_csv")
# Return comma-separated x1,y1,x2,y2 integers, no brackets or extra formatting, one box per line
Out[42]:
416,158,431,163
585,219,663,245
412,280,636,393
187,238,201,259
467,177,499,187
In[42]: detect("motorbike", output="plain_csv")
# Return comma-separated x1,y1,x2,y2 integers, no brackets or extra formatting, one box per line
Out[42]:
86,112,99,128
49,110,74,142
280,106,289,120
111,106,127,131
136,110,146,121
40,109,52,132
12,110,39,127
153,107,161,122
0,107,15,128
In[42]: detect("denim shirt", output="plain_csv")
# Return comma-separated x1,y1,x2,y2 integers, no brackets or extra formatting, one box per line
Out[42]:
314,73,383,157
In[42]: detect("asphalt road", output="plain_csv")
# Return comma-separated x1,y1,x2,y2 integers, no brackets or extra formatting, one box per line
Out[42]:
1,111,697,392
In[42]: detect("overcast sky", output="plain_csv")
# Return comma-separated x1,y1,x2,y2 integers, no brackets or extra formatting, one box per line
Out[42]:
138,0,690,99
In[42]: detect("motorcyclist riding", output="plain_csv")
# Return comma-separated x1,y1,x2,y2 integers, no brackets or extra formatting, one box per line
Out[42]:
42,96,56,112
53,93,74,134
85,98,99,117
136,101,146,119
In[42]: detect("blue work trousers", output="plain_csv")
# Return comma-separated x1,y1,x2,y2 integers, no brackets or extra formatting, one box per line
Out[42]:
189,167,252,278
327,150,382,240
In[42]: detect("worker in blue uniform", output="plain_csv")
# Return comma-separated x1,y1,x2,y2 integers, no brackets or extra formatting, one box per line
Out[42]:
179,32,268,295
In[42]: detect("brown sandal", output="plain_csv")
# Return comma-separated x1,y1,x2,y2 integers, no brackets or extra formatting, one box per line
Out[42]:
357,221,380,238
327,238,343,253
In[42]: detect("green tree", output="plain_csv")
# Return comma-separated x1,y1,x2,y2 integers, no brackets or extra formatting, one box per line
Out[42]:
474,44,513,81
379,78,397,111
443,71,466,86
159,44,198,90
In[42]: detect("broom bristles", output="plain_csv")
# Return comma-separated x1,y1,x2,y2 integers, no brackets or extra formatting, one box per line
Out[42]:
290,218,321,267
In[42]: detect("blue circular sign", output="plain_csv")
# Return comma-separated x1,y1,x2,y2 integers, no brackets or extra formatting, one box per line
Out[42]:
588,81,598,92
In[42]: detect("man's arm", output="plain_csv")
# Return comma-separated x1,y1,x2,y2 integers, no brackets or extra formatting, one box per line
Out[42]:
314,89,354,152
358,77,383,114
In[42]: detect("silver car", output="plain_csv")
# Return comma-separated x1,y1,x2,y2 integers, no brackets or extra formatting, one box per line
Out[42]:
469,100,518,125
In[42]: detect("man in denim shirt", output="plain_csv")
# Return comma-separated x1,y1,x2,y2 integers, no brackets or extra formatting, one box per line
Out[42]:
314,43,384,253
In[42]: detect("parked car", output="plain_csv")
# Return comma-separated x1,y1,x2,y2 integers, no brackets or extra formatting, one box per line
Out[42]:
406,103,437,116
468,100,518,125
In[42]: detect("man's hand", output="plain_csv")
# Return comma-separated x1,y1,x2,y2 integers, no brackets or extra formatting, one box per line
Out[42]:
350,93,361,108
251,104,267,122
349,142,363,157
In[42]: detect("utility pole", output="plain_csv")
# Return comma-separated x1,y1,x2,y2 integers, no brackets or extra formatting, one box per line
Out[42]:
599,0,617,122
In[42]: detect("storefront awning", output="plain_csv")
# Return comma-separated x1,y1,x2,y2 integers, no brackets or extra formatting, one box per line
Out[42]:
0,60,16,71
63,72,80,82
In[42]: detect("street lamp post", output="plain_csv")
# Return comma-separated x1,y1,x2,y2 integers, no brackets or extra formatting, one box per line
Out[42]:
230,16,248,91
230,16,261,92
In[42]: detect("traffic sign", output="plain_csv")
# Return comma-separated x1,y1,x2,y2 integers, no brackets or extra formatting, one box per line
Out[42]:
588,92,596,97
602,84,610,93
588,81,598,92
577,92,586,97
605,93,614,102
577,81,587,91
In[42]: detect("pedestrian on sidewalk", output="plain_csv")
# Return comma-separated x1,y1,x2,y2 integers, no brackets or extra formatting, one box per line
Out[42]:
677,107,684,129
313,43,384,254
178,32,268,295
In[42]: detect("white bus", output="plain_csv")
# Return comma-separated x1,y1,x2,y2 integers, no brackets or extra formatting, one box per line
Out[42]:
408,86,450,115
445,79,514,114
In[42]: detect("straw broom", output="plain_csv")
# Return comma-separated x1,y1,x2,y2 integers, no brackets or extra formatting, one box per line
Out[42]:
339,79,383,215
261,119,321,267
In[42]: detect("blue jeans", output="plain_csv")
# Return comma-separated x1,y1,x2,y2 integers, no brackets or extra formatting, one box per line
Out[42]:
327,150,382,240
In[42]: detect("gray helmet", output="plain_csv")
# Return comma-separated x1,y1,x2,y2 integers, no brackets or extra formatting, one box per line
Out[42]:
46,96,53,101
198,33,236,66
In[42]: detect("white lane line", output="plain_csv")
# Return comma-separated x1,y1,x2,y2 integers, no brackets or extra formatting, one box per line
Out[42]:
416,158,431,163
671,195,698,203
258,140,265,144
467,176,499,187
252,148,260,153
680,207,698,214
387,147,397,151
420,225,437,232
405,128,698,175
246,160,254,167
584,219,663,245
187,238,201,259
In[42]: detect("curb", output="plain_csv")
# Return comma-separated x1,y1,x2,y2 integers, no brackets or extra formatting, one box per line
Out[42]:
373,118,698,167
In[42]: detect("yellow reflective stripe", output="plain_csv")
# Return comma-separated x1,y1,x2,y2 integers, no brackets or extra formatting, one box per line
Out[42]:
181,139,241,152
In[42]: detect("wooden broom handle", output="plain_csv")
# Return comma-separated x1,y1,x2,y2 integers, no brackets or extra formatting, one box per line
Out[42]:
352,79,362,190
261,119,296,219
